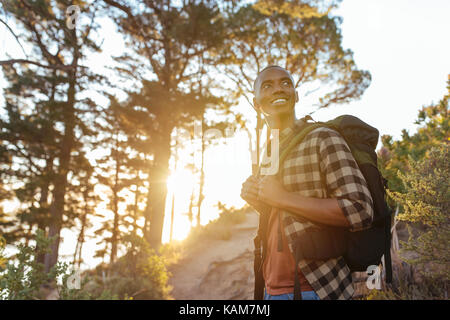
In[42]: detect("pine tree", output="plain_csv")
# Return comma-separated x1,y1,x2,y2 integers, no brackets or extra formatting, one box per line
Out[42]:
92,97,152,264
103,0,230,249
0,0,104,272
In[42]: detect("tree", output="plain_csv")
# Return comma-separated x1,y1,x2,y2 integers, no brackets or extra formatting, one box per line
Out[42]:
217,0,371,167
221,0,370,109
69,155,101,268
0,0,103,272
93,100,149,264
103,0,229,248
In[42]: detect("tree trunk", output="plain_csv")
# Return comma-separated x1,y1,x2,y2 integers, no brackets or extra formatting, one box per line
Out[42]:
74,193,88,268
44,140,72,273
169,192,175,242
132,175,140,237
146,126,172,249
110,135,120,264
44,42,78,274
169,129,178,241
188,186,195,226
36,155,53,265
110,190,120,264
196,114,205,227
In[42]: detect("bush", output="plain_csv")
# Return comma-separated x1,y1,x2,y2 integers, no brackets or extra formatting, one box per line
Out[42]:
367,144,449,300
0,230,103,300
388,145,449,281
85,234,172,300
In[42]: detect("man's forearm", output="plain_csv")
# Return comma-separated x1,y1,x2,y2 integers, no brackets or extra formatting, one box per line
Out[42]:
276,191,350,228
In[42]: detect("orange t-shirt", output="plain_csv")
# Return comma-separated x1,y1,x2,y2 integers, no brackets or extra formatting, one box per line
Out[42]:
263,208,314,295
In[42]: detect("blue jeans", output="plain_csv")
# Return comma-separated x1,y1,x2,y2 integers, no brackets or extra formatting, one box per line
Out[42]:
264,290,320,300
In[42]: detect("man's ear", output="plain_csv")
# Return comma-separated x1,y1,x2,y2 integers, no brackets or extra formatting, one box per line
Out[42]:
295,91,299,103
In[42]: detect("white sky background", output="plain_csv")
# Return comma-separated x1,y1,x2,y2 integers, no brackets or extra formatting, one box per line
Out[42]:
316,0,450,138
0,0,449,269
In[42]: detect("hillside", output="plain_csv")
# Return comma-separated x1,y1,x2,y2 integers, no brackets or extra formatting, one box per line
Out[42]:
168,210,259,300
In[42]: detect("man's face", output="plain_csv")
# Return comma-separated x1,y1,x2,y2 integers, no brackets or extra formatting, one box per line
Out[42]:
253,67,298,118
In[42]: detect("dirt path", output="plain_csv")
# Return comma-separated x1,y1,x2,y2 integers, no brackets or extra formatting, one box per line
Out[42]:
168,211,258,300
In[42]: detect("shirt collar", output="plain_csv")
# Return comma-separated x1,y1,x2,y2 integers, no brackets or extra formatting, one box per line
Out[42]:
279,118,306,141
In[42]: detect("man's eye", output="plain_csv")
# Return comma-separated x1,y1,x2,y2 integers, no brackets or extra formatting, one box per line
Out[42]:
262,84,271,89
282,80,290,86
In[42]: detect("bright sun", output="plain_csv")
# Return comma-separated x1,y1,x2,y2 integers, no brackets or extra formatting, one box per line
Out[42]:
166,169,196,195
163,169,197,242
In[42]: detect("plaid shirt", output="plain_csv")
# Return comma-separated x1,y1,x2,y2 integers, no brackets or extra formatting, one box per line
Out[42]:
261,119,374,300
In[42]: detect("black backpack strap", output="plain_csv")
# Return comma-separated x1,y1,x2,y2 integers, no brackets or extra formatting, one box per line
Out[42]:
253,206,270,300
384,215,393,283
293,244,303,300
253,234,265,300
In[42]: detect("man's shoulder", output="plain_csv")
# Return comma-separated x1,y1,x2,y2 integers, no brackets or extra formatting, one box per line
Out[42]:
294,124,343,148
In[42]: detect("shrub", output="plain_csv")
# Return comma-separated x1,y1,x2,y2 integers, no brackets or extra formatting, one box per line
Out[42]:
367,144,449,300
0,230,101,300
388,145,449,281
85,234,172,300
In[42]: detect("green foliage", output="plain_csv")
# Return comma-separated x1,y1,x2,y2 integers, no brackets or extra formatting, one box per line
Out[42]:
0,236,7,271
0,0,104,271
1,230,76,299
0,230,117,300
388,145,449,280
85,234,172,300
379,77,449,196
253,0,340,18
373,77,450,300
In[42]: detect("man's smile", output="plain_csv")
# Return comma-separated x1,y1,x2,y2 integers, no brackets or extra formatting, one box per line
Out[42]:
270,97,289,105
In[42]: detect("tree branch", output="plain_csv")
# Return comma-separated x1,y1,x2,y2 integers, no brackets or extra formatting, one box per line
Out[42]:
0,17,28,58
0,59,80,70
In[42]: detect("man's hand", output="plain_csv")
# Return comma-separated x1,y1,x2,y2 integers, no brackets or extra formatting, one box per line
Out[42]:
242,175,351,228
256,175,287,208
240,175,260,207
241,175,272,216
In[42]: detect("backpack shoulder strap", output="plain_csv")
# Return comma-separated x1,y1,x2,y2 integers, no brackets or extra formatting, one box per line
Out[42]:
279,122,326,169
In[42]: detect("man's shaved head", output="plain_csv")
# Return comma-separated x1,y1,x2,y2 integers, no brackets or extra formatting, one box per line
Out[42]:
253,65,295,93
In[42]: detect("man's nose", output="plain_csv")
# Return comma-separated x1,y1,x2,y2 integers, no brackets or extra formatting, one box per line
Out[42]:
272,84,285,94
272,82,286,94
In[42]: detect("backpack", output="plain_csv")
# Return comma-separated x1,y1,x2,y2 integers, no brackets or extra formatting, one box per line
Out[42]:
253,115,392,300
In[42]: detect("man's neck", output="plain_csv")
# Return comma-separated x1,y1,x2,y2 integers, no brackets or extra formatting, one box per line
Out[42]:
266,112,295,132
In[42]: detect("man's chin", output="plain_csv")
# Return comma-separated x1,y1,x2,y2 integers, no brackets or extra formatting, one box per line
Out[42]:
263,107,293,119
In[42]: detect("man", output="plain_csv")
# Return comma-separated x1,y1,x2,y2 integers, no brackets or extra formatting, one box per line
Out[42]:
241,65,374,300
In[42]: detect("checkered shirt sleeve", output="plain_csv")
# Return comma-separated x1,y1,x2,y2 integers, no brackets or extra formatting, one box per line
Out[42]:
317,128,374,232
279,126,374,300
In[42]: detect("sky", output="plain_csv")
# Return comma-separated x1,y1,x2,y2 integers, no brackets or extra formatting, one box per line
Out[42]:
313,0,450,140
0,0,449,269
